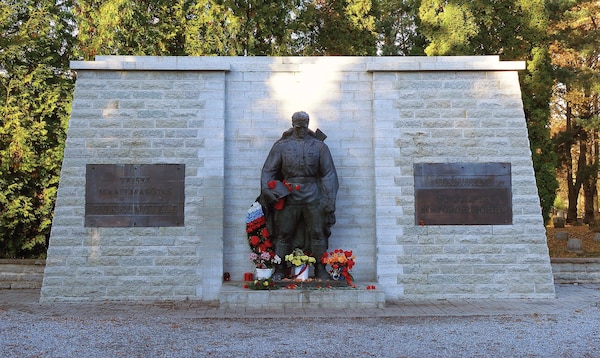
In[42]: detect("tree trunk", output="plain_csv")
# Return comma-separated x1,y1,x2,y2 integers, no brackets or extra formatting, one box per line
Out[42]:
583,179,596,223
584,131,599,224
566,104,580,223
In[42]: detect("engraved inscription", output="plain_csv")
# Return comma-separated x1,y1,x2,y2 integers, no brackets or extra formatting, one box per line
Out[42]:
414,163,512,225
85,164,185,227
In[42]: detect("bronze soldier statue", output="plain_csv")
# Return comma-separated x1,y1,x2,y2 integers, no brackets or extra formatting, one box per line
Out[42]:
260,111,339,280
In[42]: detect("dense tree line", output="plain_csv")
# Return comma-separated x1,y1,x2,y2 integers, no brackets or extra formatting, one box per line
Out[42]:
1,0,595,257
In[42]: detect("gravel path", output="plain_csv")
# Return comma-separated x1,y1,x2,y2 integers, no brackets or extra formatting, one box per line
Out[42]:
2,307,600,357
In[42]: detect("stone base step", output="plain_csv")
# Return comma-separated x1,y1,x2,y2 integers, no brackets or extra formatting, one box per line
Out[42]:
219,281,384,309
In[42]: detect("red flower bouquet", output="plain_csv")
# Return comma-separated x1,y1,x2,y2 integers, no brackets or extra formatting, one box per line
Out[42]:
321,249,356,287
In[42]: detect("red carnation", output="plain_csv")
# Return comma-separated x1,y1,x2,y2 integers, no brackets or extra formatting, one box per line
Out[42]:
264,239,273,248
261,227,270,238
274,198,285,210
268,180,277,189
250,236,260,246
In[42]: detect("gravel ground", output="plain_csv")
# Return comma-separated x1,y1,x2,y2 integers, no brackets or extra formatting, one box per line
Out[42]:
2,308,600,357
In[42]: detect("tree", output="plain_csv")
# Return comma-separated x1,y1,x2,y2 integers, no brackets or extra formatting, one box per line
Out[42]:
374,0,426,55
549,0,600,223
522,47,560,223
418,0,559,223
228,0,302,55
418,0,478,56
305,0,377,55
0,0,75,258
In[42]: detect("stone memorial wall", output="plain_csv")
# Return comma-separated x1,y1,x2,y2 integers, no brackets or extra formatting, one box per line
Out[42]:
41,56,555,302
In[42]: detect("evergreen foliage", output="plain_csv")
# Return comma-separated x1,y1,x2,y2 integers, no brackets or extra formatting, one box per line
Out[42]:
375,0,426,55
0,0,75,258
521,47,559,223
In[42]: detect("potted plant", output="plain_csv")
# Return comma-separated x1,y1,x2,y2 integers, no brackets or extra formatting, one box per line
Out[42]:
285,248,317,281
321,249,356,287
249,251,281,279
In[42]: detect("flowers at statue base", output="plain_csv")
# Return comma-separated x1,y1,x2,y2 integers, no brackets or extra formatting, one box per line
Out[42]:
285,248,316,280
246,277,279,290
246,201,280,268
285,248,317,267
249,251,281,269
321,249,356,287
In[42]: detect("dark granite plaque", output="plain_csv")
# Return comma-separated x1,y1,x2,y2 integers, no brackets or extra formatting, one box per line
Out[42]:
414,163,512,225
85,164,185,227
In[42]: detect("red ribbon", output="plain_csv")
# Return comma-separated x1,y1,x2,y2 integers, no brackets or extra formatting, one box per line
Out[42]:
292,264,307,279
341,269,356,288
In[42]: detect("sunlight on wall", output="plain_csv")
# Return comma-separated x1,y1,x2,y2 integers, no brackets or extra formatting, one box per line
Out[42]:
267,58,352,130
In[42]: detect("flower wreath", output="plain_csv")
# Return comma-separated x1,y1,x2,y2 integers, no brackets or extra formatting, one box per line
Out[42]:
245,201,278,268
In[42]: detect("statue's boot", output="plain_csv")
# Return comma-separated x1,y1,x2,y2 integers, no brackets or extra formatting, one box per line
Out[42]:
314,263,330,280
312,244,330,280
272,263,286,281
272,241,290,281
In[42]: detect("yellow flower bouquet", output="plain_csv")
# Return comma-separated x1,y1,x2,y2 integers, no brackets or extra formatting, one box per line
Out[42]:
285,248,317,267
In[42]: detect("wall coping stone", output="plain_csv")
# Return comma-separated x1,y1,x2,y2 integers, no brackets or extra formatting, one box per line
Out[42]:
70,55,525,72
71,56,231,71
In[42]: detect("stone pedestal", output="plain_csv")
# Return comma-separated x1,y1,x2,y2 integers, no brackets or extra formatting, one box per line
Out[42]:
220,281,384,309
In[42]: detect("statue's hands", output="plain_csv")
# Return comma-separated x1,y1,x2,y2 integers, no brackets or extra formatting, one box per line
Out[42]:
262,189,280,204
